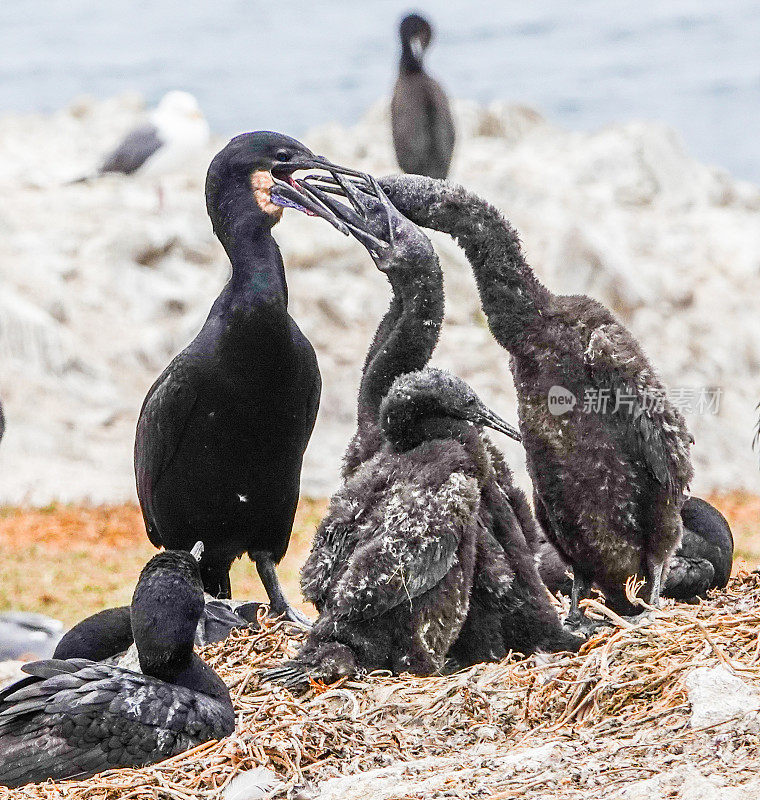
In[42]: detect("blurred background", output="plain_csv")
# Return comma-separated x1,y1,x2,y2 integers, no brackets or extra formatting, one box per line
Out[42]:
0,0,758,627
3,0,759,179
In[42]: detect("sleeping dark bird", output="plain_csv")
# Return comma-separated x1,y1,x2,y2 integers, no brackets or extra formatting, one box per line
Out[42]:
54,597,259,662
391,13,455,179
266,368,523,688
0,549,234,788
377,174,694,631
134,132,361,620
537,496,734,602
304,172,581,661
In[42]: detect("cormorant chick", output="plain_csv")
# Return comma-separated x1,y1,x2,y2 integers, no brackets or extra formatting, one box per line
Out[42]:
300,172,581,662
378,174,694,628
391,13,455,179
134,132,360,620
537,496,733,602
266,368,522,687
0,549,234,788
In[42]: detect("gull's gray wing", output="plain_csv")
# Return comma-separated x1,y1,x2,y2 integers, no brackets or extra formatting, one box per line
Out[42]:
100,123,163,175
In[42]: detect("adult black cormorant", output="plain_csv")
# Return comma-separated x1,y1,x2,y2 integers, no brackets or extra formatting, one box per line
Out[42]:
391,14,455,179
537,496,733,602
267,368,522,687
377,174,694,630
134,132,359,620
0,549,234,788
302,173,581,661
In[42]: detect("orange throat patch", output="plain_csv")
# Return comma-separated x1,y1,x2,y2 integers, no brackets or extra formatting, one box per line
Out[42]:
251,170,284,220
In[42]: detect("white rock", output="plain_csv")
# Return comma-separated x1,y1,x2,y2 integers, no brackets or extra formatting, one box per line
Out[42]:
0,94,758,503
685,666,760,729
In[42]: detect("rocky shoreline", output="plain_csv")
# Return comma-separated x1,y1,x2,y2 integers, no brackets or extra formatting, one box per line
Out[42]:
0,94,758,503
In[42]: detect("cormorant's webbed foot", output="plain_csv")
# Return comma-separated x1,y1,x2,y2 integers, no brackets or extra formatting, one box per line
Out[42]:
254,553,312,628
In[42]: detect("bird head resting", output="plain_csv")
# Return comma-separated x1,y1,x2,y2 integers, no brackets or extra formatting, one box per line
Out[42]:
301,171,437,277
380,368,522,452
205,131,359,235
130,549,205,678
399,13,433,65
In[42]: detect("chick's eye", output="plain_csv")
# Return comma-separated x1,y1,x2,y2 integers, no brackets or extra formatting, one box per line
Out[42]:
275,149,291,162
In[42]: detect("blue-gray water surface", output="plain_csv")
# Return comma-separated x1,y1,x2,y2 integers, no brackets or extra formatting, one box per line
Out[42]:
1,0,758,181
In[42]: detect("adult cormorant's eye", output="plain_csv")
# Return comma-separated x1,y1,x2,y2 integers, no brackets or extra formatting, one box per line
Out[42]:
275,149,291,162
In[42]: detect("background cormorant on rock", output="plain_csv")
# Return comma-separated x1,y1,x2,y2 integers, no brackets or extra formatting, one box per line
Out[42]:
0,549,234,788
391,14,455,179
537,496,734,602
304,172,581,660
378,174,694,631
266,368,522,688
134,132,359,621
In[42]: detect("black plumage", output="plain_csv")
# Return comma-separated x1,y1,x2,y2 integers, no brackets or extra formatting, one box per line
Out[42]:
134,132,358,619
391,14,455,179
269,368,522,687
306,174,581,659
0,550,234,788
378,174,694,628
265,176,573,687
53,598,259,662
538,496,733,602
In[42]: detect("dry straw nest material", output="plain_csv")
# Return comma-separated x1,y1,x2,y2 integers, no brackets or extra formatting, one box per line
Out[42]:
6,571,760,799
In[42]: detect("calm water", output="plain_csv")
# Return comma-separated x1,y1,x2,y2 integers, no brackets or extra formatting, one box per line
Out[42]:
1,0,759,181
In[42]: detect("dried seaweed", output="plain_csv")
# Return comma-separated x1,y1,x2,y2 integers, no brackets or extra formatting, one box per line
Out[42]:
5,571,760,799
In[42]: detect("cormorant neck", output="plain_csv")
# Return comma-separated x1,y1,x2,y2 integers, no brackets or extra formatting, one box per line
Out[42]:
380,176,553,356
400,40,424,74
207,173,287,302
358,265,444,428
139,644,195,684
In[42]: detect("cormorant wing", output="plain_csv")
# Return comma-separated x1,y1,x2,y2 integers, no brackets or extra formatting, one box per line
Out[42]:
0,659,234,788
135,353,203,546
583,323,693,496
100,123,163,175
328,471,481,621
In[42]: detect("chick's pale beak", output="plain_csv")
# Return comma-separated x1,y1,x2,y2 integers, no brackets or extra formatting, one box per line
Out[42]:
190,541,204,562
476,404,522,442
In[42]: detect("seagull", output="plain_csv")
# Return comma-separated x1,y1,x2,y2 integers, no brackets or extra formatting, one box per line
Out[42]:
99,90,210,177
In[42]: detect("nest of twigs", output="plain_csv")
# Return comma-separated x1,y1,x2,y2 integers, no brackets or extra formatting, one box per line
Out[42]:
5,571,760,800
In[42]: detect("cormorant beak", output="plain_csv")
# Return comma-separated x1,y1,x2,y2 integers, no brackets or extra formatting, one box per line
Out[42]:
473,403,522,442
190,541,204,562
270,154,366,235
